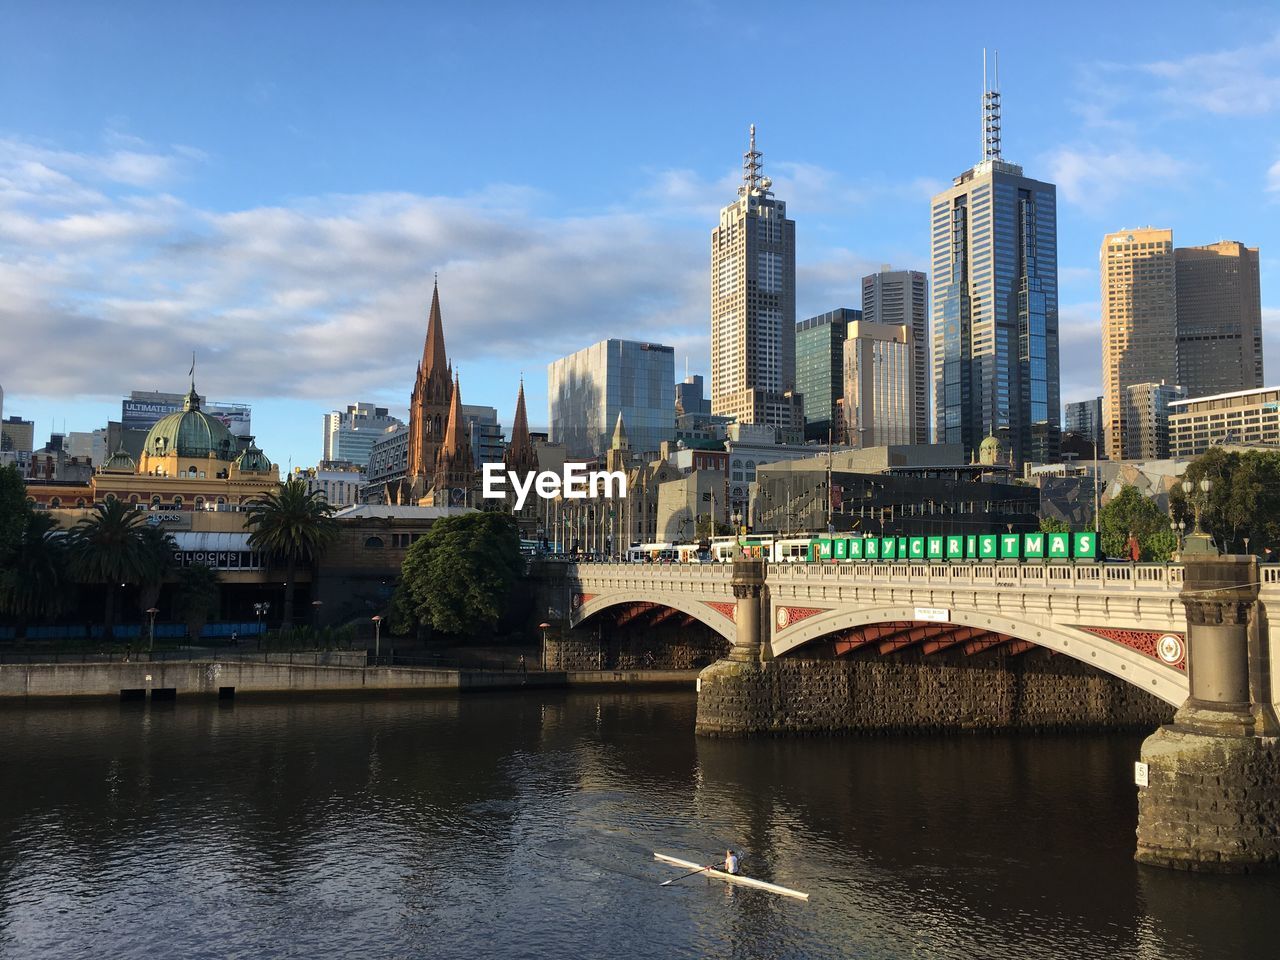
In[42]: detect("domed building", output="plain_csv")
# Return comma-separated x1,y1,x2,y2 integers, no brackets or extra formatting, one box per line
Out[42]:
977,434,1009,467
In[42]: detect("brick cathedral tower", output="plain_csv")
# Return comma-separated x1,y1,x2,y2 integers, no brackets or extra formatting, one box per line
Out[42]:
428,373,475,506
406,280,454,501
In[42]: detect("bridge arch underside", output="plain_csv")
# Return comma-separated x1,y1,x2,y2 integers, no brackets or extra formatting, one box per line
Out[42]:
773,607,1188,708
568,598,732,671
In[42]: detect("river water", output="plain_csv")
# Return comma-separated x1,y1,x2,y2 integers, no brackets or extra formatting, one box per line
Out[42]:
0,691,1276,960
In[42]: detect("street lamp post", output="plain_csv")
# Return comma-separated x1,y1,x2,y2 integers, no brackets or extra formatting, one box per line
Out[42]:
146,606,159,654
371,615,383,661
253,601,270,651
539,621,551,671
1180,477,1217,556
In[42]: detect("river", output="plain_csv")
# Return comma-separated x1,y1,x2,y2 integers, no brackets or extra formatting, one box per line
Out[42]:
0,691,1276,959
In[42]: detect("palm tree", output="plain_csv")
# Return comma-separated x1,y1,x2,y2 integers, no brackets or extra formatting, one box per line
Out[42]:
0,510,69,638
245,478,338,633
174,564,221,644
67,499,148,639
136,524,178,616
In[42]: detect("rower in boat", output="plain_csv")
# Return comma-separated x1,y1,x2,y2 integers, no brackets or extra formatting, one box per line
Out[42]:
724,850,740,875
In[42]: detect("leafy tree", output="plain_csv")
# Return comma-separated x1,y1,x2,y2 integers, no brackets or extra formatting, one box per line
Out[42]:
67,499,149,637
0,464,27,556
0,509,69,636
1039,516,1071,534
394,512,523,636
174,564,221,643
1099,485,1175,561
245,478,338,632
1173,448,1280,553
136,524,178,616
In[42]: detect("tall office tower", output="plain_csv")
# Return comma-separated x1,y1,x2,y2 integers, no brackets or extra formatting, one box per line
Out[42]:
1064,396,1104,449
862,268,929,444
459,403,505,465
710,126,804,437
1099,228,1178,461
796,308,860,441
674,373,711,418
1175,241,1263,397
1123,381,1187,460
842,320,913,448
322,402,405,467
931,57,1060,466
548,339,675,458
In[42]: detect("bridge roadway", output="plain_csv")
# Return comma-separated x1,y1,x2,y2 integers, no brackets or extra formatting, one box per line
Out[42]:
564,560,1280,710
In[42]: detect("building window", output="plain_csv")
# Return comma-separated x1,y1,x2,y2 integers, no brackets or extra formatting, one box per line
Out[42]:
151,496,162,507
364,536,384,550
75,498,86,508
49,497,61,508
173,496,184,509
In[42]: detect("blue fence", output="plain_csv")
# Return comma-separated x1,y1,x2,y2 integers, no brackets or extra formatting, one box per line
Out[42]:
0,621,267,641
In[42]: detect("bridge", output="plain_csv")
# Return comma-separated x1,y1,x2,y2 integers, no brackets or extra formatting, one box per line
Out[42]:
562,560,1280,712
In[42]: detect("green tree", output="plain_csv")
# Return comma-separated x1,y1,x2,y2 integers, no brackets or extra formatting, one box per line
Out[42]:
0,509,69,637
174,564,221,643
245,478,338,632
67,499,149,638
0,464,28,556
136,524,178,616
394,512,523,636
1099,485,1176,561
1174,448,1280,553
1039,516,1071,534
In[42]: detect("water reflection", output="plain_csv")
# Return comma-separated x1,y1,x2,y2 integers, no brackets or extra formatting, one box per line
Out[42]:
0,694,1275,960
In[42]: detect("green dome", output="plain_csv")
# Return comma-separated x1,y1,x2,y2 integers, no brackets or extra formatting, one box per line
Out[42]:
101,444,137,474
234,442,272,474
143,387,236,460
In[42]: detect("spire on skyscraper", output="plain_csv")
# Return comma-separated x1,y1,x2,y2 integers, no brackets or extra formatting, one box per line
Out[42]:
739,124,772,198
982,49,1002,162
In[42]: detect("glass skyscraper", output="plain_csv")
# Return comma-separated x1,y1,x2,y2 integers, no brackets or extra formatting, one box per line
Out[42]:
796,308,860,441
548,339,676,458
930,73,1060,466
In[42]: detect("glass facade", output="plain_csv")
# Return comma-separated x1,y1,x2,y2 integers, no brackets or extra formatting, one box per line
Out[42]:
932,160,1060,466
795,308,860,440
548,339,676,458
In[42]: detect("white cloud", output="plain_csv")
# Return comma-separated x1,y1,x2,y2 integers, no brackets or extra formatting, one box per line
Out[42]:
1141,34,1280,116
1268,156,1280,194
1041,144,1192,210
1057,301,1103,406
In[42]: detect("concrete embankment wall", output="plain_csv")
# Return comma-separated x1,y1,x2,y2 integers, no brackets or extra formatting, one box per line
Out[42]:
696,652,1175,737
0,662,697,700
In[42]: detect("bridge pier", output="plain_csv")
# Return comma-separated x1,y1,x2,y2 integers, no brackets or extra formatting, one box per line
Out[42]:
1136,556,1280,872
695,558,773,737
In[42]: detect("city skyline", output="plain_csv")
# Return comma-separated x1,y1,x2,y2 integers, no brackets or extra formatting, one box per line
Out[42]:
2,4,1278,467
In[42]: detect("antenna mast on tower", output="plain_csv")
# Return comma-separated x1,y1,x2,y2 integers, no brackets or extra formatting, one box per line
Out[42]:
982,49,1003,162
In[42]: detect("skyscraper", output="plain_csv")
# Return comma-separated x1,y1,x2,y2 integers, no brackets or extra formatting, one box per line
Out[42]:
1123,381,1187,460
796,308,860,441
1064,396,1103,450
322,402,405,467
710,126,804,438
931,57,1060,466
842,320,913,448
548,339,675,458
1100,228,1178,461
862,267,929,444
1175,241,1263,398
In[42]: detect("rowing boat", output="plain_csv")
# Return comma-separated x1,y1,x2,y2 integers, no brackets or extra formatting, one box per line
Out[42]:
653,853,810,901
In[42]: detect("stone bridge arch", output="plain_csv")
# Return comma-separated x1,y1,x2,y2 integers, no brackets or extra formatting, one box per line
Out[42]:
769,603,1188,707
572,591,736,644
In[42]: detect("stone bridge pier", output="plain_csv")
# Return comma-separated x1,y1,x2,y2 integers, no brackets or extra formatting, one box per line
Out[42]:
1135,556,1280,872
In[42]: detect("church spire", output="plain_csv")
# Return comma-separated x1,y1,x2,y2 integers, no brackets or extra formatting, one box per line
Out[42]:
610,411,630,451
504,377,537,474
432,372,473,503
422,277,450,384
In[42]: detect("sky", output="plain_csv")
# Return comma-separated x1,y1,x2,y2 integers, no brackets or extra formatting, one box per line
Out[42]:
2,0,1278,469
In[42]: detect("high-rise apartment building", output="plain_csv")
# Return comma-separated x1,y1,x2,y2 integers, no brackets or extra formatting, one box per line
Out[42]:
842,320,913,448
710,126,804,437
1122,381,1186,460
796,308,860,441
1169,385,1280,458
1175,241,1263,398
1100,228,1178,460
862,268,929,444
1064,397,1103,449
548,339,675,458
931,66,1060,466
459,403,505,466
675,374,711,418
322,402,405,468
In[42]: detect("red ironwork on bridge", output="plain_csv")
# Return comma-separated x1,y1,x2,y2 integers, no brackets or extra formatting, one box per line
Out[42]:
827,621,1036,659
1078,627,1186,670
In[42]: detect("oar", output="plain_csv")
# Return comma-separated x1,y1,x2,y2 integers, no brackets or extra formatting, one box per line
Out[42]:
660,863,716,886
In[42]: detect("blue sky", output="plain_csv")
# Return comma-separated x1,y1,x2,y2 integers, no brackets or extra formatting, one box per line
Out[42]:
2,1,1278,468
